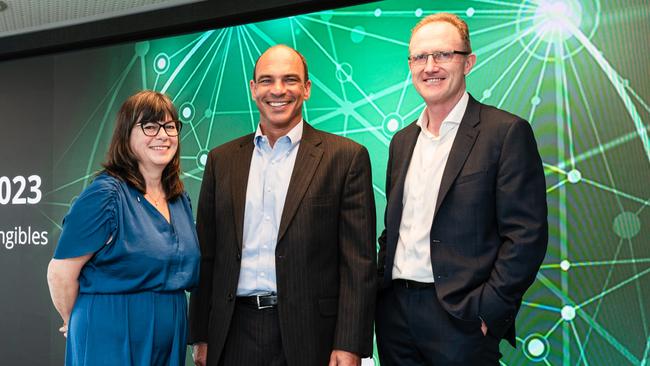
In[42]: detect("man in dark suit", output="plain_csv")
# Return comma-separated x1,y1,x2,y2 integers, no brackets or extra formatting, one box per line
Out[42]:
189,45,376,366
376,13,548,365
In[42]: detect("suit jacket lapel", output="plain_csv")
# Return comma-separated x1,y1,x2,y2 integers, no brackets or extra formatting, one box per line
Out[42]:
434,95,481,217
231,136,255,251
384,122,420,283
277,122,324,243
386,122,420,243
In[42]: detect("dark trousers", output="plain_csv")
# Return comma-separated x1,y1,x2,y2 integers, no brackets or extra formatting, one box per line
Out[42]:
376,281,502,366
218,299,288,366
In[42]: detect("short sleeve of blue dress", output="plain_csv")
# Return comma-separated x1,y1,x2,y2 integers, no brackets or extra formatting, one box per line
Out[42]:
52,173,200,366
53,175,117,259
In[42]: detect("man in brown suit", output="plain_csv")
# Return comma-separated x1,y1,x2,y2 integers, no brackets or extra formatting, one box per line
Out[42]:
189,45,376,366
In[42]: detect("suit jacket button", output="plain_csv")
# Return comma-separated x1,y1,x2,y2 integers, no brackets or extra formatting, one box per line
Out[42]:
432,239,441,243
227,293,234,301
236,253,241,261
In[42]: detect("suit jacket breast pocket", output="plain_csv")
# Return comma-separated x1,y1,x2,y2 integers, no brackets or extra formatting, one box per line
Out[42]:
307,195,336,206
454,170,488,186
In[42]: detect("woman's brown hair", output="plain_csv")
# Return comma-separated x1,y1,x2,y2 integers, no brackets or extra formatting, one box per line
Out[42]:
102,90,184,199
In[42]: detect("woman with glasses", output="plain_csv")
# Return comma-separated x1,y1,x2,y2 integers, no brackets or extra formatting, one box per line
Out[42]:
47,90,200,366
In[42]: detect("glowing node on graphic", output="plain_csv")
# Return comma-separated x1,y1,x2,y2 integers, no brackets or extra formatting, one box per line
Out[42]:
528,338,544,357
622,79,630,87
516,0,600,61
351,26,366,44
340,100,354,116
182,107,192,119
466,7,475,17
415,8,423,17
482,89,491,99
523,334,549,361
154,53,170,74
382,113,404,137
179,103,195,122
135,41,150,57
561,305,576,321
387,119,399,132
531,96,541,106
204,109,213,119
567,169,582,183
335,63,353,83
196,150,209,170
560,260,571,271
320,11,334,21
532,0,583,42
374,8,382,17
613,211,641,239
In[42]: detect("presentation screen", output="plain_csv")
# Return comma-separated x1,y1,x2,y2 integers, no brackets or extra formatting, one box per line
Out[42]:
1,0,648,364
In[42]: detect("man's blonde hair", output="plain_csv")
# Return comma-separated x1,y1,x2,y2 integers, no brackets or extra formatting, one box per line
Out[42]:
410,13,472,52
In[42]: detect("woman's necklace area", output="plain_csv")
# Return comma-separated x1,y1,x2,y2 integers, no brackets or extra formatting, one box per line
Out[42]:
145,191,166,207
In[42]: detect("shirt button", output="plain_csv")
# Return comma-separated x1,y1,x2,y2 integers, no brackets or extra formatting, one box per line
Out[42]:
271,160,276,164
267,187,272,192
227,293,234,301
265,216,270,221
260,272,266,277
262,245,268,249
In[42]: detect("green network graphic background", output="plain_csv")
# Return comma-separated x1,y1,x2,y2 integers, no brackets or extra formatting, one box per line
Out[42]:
46,0,650,365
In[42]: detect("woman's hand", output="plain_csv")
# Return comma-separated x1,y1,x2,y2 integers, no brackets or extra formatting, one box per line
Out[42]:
59,323,68,338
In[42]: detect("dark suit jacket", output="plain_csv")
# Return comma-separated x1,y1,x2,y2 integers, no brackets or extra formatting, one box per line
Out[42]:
189,122,377,365
378,94,548,346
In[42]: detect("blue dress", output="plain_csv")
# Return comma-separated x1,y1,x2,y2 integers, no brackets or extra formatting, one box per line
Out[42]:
53,173,200,366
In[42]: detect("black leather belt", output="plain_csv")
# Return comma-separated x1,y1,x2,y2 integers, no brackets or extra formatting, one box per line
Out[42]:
237,294,278,309
393,279,435,289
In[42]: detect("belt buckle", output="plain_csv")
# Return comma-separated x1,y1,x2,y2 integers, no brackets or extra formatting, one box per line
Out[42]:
256,295,274,310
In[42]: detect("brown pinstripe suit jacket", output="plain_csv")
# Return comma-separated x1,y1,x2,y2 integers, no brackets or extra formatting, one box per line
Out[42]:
189,122,377,365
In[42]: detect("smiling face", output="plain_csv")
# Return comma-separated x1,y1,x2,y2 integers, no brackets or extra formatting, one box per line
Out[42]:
250,46,311,133
129,115,178,174
409,21,476,110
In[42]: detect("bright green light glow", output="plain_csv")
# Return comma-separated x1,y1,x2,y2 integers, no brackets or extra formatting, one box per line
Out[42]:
533,0,583,42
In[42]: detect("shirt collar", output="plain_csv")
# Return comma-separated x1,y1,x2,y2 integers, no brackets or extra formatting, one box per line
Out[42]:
416,91,469,139
254,120,304,148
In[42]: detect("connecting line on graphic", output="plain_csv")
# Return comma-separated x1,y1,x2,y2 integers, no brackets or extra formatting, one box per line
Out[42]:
161,30,215,94
536,272,641,365
496,29,546,109
565,21,650,165
582,178,650,207
482,26,547,104
233,29,257,133
300,15,408,47
204,29,234,151
567,48,625,212
527,40,552,124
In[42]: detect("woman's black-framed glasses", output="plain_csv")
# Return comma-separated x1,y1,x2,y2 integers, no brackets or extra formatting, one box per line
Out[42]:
136,120,182,137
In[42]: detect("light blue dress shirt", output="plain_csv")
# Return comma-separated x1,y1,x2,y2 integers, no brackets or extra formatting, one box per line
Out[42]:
236,121,303,296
